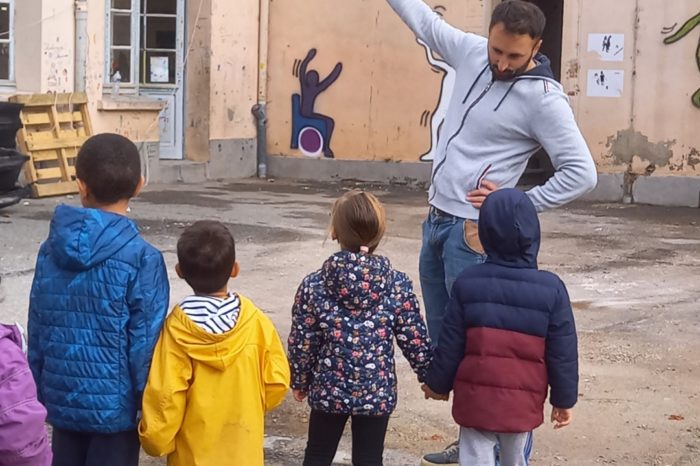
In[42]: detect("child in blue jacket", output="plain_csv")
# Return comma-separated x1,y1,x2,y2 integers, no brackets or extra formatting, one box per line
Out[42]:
422,189,578,466
27,133,170,466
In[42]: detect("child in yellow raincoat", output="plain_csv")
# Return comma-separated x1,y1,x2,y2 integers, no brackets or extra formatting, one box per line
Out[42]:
139,221,290,466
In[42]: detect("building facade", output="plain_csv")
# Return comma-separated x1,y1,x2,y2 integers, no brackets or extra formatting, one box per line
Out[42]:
1,0,698,205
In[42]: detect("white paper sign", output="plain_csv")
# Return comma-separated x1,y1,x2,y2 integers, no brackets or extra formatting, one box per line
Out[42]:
150,56,169,83
588,34,624,61
587,69,624,98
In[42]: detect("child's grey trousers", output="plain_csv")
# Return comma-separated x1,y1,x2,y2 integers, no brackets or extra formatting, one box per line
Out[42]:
459,427,533,466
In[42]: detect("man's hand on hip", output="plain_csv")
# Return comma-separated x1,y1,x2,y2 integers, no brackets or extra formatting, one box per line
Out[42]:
467,180,498,209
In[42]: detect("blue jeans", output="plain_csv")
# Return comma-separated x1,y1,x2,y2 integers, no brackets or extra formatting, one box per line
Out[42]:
419,207,486,346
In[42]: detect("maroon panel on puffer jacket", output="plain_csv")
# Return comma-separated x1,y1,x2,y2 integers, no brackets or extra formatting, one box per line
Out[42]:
452,327,548,433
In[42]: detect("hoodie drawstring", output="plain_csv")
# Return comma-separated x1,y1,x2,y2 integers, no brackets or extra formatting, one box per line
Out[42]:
462,64,491,104
494,79,519,112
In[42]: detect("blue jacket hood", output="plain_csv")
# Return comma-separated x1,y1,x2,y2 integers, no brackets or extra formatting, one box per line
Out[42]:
48,205,139,271
321,251,393,311
478,189,540,268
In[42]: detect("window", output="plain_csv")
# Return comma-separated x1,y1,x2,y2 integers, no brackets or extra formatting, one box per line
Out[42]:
0,1,13,82
107,0,179,89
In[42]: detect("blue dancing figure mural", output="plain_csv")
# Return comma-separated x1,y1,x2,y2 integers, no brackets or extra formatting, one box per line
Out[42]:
291,49,343,158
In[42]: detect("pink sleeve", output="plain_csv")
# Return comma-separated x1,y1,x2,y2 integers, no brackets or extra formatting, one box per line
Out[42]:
0,340,52,466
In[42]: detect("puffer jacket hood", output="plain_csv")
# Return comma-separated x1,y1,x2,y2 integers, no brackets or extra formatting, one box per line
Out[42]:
48,204,139,270
479,188,541,269
321,251,393,311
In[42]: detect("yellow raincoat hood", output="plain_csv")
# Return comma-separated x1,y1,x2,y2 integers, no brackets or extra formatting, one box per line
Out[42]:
139,294,290,466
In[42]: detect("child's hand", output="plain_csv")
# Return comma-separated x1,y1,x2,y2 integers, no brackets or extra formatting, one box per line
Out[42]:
293,389,307,402
421,384,449,401
551,407,573,429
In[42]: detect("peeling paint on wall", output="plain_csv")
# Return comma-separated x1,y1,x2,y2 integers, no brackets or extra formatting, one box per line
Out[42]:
669,147,700,171
606,128,675,167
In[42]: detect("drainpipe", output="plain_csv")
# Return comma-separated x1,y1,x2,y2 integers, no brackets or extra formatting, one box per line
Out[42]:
252,0,270,178
74,0,88,92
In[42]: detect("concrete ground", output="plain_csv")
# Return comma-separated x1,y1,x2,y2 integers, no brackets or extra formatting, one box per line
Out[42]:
1,179,698,466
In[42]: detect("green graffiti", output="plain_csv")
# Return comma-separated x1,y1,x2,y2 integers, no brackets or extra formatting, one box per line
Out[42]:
663,12,700,108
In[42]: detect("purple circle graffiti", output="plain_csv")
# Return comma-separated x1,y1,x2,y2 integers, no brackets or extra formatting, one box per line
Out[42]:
299,127,324,157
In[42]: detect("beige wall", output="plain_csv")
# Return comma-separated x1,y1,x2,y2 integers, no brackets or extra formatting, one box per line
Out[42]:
563,0,699,177
11,0,74,94
266,0,487,162
40,0,75,93
185,0,212,162
208,0,258,141
13,0,43,93
265,0,699,177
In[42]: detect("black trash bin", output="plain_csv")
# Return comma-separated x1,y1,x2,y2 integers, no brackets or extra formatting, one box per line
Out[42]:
0,102,23,149
0,148,29,191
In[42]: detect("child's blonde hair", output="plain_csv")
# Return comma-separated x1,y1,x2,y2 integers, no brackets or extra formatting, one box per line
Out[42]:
330,190,386,253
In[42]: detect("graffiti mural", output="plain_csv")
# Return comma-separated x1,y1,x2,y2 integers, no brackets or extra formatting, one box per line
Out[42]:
291,48,343,158
417,37,455,162
416,6,456,162
663,11,700,108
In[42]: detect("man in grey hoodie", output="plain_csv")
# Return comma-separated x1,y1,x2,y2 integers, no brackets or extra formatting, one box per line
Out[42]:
386,1,597,464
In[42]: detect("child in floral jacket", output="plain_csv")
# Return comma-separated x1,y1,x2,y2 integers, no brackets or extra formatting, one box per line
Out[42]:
288,190,432,466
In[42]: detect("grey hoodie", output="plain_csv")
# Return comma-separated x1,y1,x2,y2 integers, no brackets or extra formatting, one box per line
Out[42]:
387,0,597,219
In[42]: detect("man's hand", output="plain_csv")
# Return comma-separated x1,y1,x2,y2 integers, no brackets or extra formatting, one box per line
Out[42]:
293,389,307,402
421,384,449,401
551,407,573,429
467,180,498,209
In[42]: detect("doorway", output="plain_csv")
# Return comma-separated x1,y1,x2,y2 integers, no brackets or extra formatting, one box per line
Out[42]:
139,0,185,160
519,0,563,187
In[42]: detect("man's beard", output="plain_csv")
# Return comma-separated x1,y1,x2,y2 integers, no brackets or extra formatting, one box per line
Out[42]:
490,51,535,81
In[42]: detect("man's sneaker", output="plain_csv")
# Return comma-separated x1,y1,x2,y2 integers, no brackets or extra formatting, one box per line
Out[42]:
420,441,459,466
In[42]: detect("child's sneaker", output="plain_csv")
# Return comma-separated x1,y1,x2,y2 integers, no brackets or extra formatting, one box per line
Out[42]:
421,441,459,466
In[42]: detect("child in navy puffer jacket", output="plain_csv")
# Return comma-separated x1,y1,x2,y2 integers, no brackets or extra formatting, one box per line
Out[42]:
288,190,432,466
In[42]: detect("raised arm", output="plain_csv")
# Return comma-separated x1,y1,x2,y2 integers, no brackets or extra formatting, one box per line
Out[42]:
299,48,317,86
318,63,343,93
386,0,482,67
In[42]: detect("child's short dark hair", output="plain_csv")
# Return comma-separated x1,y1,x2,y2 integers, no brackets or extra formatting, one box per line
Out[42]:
75,133,142,204
177,221,236,294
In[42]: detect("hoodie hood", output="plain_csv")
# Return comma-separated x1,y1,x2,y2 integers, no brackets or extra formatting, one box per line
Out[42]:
492,53,556,111
321,251,393,311
180,293,241,335
0,324,23,351
48,204,139,271
479,188,540,269
166,295,258,371
522,53,555,79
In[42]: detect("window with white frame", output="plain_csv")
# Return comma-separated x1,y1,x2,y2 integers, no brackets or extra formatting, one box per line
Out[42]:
107,0,179,90
0,1,13,82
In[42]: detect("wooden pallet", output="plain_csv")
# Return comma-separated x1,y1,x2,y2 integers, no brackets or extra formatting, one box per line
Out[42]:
9,92,93,198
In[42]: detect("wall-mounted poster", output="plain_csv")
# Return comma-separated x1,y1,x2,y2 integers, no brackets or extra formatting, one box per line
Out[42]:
587,33,624,61
150,56,169,83
586,69,624,98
